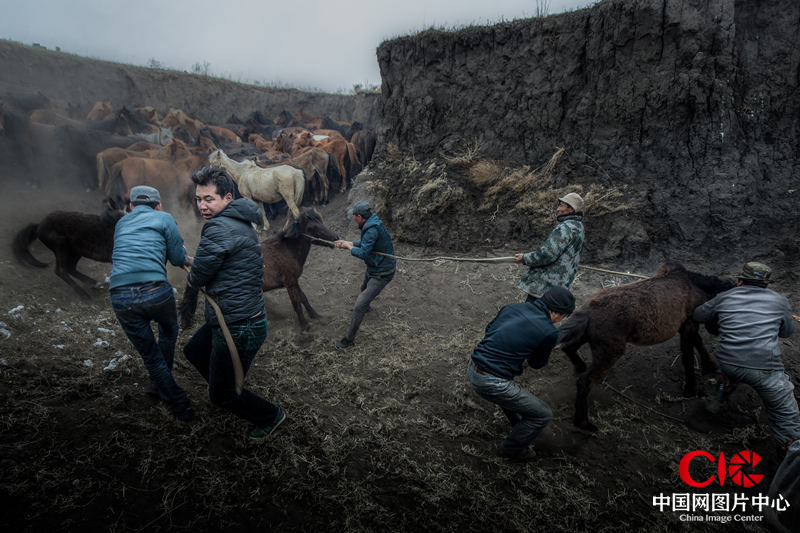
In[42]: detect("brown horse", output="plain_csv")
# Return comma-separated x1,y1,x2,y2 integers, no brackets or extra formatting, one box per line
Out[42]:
12,196,128,298
558,262,735,432
180,207,339,331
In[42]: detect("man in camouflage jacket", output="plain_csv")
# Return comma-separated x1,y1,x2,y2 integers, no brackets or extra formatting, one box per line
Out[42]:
514,192,584,303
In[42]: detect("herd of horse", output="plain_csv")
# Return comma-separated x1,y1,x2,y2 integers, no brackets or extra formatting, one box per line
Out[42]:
10,191,739,434
4,95,748,436
1,96,374,220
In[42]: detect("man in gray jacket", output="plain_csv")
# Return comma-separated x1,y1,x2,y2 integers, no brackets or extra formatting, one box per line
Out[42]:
693,261,799,449
110,185,193,421
184,166,286,438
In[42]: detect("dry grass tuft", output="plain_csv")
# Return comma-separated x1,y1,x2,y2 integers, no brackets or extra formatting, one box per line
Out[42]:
469,159,502,188
441,138,485,167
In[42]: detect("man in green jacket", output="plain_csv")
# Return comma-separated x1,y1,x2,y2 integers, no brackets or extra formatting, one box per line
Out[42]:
515,192,584,303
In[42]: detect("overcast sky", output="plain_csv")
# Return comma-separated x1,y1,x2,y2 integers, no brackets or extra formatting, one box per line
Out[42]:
1,0,595,93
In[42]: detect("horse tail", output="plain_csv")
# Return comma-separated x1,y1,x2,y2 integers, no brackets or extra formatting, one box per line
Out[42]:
96,152,106,190
292,168,304,209
558,311,590,348
327,152,343,192
12,223,48,268
344,143,361,181
179,283,200,330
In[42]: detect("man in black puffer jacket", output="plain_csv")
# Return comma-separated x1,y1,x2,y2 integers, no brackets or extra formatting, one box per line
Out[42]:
183,166,286,439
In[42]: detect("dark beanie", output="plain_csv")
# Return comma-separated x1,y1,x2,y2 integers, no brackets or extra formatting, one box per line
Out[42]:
540,287,575,314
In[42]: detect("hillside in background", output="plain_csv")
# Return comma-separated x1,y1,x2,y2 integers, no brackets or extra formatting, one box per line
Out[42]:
373,0,799,275
0,39,378,126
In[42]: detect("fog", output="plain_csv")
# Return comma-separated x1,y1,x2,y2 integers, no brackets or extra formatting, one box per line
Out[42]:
1,0,594,92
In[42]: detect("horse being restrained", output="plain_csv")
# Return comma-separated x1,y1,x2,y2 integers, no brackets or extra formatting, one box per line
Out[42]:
180,207,338,331
558,261,735,432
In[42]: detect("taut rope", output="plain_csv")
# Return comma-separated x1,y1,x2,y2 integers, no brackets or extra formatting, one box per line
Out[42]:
183,266,244,395
303,234,650,280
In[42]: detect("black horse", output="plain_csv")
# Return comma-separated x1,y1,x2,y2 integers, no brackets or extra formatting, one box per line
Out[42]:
12,196,128,298
558,262,735,432
180,207,339,331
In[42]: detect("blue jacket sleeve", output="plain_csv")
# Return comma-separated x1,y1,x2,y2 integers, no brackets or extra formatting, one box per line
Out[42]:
527,330,558,369
163,215,187,267
351,226,378,261
188,222,227,288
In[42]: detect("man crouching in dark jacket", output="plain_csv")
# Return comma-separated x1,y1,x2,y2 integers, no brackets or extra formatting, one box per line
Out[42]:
183,166,286,439
468,287,575,460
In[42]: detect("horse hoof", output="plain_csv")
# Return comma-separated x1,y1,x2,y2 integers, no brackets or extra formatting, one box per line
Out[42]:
575,420,598,432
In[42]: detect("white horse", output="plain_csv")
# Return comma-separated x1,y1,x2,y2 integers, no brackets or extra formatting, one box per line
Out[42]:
208,149,305,229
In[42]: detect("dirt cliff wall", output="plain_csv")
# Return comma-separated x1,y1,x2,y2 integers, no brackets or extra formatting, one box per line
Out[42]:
0,39,378,126
375,0,800,270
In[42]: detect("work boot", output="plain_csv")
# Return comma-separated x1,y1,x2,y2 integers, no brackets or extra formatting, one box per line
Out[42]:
498,444,536,462
169,401,194,422
143,381,160,399
704,379,734,414
335,337,354,350
250,406,287,439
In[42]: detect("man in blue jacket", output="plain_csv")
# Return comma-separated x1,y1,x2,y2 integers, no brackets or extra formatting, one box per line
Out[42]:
183,166,286,439
333,201,396,350
468,286,575,460
110,185,193,421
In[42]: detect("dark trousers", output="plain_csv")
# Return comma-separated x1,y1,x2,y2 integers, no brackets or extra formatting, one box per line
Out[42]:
344,270,394,342
183,314,280,426
111,281,190,411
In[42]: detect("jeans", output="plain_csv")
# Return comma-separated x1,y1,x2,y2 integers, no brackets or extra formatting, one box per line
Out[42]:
343,269,394,342
718,362,800,446
111,281,190,411
183,312,280,426
467,360,552,455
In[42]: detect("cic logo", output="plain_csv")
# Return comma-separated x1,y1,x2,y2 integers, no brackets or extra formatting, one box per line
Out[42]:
679,450,764,488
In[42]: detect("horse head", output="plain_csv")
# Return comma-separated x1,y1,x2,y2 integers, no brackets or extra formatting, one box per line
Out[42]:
208,148,223,166
101,195,130,223
282,207,338,245
687,269,736,299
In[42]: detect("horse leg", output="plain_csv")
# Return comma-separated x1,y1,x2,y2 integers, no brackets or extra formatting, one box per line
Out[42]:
54,252,91,299
285,284,310,331
297,285,321,319
679,322,709,396
277,181,301,220
559,315,589,374
65,253,98,285
561,337,587,374
574,342,623,432
689,324,717,376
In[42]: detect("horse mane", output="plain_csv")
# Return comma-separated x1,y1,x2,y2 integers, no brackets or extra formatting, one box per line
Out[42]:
652,261,734,298
279,207,322,240
653,261,686,277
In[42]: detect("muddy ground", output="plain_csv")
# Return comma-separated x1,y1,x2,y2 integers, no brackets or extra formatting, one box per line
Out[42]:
1,160,798,532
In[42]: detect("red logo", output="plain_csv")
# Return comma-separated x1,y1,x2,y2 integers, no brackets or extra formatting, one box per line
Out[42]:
679,450,764,487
